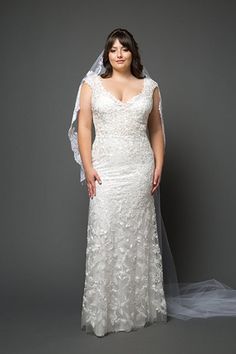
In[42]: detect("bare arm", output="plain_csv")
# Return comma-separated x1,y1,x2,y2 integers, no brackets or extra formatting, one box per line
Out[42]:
78,81,101,198
147,86,165,193
78,81,93,173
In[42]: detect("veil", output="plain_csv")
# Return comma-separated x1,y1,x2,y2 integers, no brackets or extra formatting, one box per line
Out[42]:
68,50,236,320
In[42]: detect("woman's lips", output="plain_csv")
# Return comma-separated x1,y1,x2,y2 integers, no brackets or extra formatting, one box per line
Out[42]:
116,60,124,63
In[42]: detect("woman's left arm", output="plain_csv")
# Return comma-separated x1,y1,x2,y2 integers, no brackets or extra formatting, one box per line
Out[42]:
147,86,165,194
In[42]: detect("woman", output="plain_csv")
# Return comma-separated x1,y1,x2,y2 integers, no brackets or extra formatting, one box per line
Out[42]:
72,28,167,336
68,28,236,337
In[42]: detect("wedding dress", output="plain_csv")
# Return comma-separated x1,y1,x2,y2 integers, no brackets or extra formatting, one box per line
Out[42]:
68,51,236,338
80,73,167,336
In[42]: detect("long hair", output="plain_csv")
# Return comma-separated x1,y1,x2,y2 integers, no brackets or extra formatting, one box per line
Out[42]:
100,28,145,79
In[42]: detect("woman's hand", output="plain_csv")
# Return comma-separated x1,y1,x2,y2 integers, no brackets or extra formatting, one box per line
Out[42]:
151,165,162,195
85,167,102,199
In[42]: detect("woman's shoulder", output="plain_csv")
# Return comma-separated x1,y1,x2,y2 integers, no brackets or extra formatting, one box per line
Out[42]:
82,72,98,88
146,76,159,88
145,77,160,95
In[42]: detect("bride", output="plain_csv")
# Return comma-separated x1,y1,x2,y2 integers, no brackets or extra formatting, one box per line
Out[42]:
68,28,236,337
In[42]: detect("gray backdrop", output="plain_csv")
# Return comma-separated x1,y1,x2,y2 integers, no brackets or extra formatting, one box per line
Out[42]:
1,0,236,352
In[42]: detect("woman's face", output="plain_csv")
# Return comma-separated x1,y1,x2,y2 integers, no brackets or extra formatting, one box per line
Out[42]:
108,38,132,72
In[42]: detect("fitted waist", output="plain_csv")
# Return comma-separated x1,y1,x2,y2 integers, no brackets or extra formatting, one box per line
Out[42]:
95,132,149,140
92,133,153,159
92,133,154,168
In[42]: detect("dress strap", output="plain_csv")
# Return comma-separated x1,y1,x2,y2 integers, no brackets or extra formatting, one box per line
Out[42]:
148,78,159,95
82,73,97,91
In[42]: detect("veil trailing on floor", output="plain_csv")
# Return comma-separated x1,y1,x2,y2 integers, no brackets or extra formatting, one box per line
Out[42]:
68,50,236,320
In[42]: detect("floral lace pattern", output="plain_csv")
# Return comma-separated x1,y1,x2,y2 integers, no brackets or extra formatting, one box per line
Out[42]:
80,73,167,337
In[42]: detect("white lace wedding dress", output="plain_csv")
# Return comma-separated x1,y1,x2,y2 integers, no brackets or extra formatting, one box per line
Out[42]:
80,73,167,337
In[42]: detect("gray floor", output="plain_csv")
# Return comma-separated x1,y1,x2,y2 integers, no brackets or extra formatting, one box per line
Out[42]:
1,305,236,354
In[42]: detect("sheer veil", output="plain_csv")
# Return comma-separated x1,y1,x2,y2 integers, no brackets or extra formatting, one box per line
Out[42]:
68,49,236,320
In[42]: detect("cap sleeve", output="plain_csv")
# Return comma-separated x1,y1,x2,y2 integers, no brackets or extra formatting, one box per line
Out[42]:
149,78,159,93
82,73,96,91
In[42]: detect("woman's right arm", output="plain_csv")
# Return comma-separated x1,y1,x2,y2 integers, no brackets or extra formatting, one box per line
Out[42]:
78,81,102,198
78,81,93,175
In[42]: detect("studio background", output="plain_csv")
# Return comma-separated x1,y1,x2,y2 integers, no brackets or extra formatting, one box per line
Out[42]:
1,0,236,353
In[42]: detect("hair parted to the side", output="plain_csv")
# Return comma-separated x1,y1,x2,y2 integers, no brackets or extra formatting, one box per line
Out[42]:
100,28,145,79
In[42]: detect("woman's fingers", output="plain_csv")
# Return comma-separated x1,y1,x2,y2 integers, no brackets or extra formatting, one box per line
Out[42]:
87,182,93,199
93,179,97,197
95,172,102,185
151,169,161,195
88,180,96,198
87,170,102,199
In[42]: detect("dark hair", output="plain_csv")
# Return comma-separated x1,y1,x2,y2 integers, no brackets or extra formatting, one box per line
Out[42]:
100,28,145,79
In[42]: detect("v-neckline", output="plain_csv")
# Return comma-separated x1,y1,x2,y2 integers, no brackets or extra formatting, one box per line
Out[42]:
97,75,146,104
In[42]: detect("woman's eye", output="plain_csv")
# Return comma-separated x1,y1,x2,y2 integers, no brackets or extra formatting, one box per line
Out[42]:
110,48,129,53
